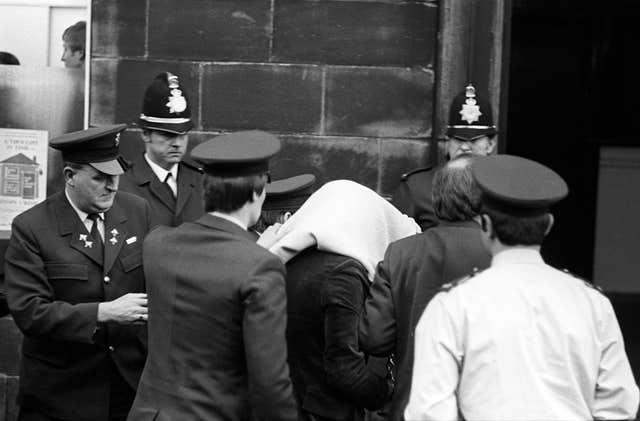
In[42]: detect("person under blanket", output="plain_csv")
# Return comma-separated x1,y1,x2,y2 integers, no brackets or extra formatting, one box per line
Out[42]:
258,179,420,421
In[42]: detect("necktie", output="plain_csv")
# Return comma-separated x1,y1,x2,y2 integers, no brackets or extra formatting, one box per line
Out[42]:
88,213,104,257
164,173,177,198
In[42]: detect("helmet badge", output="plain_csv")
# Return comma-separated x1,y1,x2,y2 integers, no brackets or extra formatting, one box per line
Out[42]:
165,73,187,114
459,84,482,124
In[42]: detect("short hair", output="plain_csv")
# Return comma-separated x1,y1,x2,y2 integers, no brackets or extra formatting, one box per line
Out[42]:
63,21,86,56
484,208,551,246
432,156,481,222
252,210,285,233
0,52,20,65
203,173,268,213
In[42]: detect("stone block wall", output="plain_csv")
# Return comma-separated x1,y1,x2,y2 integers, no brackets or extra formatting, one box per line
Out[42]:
90,0,438,194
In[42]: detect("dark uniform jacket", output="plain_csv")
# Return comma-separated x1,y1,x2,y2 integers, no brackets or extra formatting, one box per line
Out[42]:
118,154,204,227
359,221,491,421
392,166,439,231
128,214,297,421
286,248,390,421
3,191,151,421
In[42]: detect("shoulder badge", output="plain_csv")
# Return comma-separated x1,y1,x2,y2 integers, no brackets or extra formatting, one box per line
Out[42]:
401,165,434,181
181,158,204,173
561,268,604,294
439,267,483,293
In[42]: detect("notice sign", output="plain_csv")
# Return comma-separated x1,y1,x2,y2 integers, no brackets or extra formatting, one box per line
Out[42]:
0,128,48,233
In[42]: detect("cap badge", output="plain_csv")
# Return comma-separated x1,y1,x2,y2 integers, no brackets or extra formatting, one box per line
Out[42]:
114,132,120,147
166,88,187,114
459,84,482,124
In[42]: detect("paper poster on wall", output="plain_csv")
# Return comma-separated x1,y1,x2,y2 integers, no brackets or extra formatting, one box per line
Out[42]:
0,128,49,234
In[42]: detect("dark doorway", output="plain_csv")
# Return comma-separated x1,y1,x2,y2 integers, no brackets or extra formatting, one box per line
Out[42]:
507,0,640,382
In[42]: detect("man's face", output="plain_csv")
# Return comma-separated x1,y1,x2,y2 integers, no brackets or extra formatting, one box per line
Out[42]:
142,130,188,170
66,165,119,213
61,42,84,69
446,135,496,159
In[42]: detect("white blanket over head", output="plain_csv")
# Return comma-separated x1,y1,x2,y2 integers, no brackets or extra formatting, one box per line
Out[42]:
267,179,421,281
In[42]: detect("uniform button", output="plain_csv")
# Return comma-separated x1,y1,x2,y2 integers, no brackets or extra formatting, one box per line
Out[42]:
103,276,110,283
108,345,115,352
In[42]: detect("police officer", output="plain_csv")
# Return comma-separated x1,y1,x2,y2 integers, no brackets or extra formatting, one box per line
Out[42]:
127,130,297,421
393,84,497,230
119,72,204,227
4,125,151,421
404,155,639,420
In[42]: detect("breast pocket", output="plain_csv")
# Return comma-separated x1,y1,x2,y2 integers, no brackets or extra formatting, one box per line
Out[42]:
120,249,142,272
44,263,89,281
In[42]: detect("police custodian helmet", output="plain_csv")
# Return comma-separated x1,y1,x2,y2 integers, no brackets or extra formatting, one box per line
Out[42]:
138,72,193,135
446,84,497,141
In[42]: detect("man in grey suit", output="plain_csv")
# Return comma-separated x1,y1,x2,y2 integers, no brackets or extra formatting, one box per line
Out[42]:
127,130,297,421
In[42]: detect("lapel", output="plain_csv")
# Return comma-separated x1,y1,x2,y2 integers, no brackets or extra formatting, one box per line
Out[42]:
55,192,103,266
132,155,176,212
195,213,256,242
174,162,195,217
103,196,129,275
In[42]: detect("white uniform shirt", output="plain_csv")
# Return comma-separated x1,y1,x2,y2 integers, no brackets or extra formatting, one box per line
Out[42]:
405,248,639,421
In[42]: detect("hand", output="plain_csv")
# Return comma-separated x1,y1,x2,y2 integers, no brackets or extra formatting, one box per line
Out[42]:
256,222,282,249
97,293,148,324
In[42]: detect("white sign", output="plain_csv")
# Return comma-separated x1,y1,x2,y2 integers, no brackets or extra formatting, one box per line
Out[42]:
0,128,48,232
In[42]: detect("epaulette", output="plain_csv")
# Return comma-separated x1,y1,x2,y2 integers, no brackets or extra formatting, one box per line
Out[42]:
181,158,204,173
439,267,483,293
400,165,434,181
561,268,604,294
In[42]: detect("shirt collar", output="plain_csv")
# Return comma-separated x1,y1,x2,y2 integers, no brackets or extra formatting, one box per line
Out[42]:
491,247,544,266
210,212,247,231
144,153,178,182
64,189,104,222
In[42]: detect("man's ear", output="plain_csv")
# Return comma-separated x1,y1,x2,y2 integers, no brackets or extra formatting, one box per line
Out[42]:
544,213,555,237
486,136,497,154
63,166,76,186
141,130,151,143
279,211,292,224
479,214,490,232
251,187,265,204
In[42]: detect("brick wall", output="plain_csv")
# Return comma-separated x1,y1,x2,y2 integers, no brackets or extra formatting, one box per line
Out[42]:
90,0,438,195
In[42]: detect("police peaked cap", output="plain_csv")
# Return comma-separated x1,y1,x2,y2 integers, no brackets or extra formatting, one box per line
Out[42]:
263,174,316,211
472,155,568,217
191,130,281,177
138,72,193,135
50,124,128,175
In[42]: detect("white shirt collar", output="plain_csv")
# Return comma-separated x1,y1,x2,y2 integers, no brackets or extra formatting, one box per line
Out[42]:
144,153,178,183
491,247,544,266
64,189,104,222
210,212,247,231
